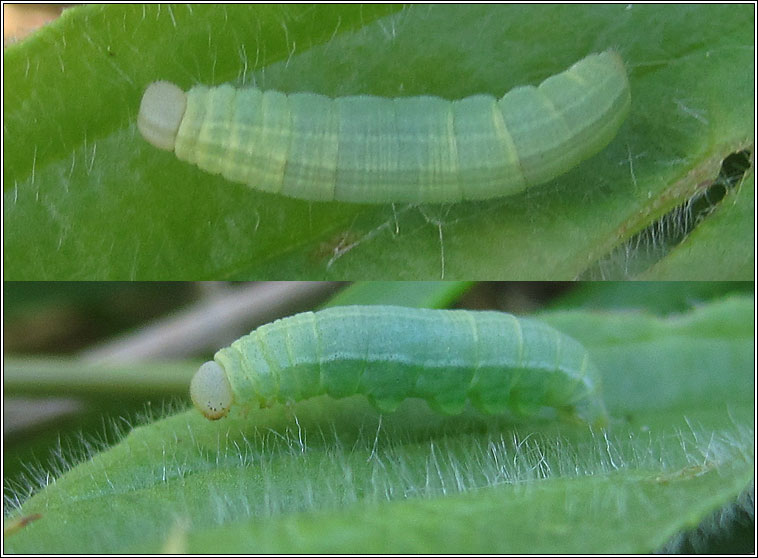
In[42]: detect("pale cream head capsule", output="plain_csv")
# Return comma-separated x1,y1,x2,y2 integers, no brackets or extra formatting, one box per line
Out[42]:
137,81,187,151
190,361,233,420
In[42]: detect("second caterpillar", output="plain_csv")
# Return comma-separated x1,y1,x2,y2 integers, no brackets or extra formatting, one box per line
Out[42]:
190,305,608,426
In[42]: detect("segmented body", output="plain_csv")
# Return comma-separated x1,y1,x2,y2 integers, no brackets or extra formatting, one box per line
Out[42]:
190,306,607,425
139,51,630,203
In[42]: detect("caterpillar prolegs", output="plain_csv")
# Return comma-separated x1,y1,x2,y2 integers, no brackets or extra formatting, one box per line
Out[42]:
139,51,630,204
190,306,608,425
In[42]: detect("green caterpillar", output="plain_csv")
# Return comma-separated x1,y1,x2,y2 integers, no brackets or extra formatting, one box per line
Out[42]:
139,51,630,204
190,305,608,425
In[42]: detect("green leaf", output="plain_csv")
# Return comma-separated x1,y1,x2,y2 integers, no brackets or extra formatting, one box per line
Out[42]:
4,294,753,553
638,171,755,279
322,280,473,308
3,5,752,279
549,280,754,313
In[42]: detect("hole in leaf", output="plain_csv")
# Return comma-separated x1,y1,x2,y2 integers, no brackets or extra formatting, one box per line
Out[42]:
581,149,752,279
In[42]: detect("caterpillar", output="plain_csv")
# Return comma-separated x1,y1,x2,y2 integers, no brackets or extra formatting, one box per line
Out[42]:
139,50,630,204
190,305,608,425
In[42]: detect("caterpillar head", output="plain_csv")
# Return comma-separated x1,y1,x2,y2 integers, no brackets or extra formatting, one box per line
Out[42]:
190,361,233,420
138,81,186,151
